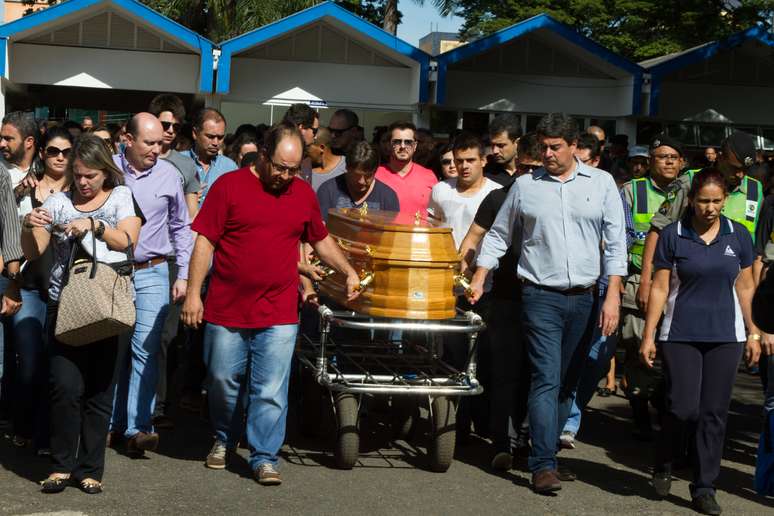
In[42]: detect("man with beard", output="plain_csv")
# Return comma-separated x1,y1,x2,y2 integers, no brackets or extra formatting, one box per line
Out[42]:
182,122,360,485
485,114,522,186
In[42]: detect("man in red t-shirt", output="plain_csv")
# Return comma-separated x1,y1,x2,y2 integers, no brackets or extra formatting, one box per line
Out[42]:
375,121,437,220
182,122,359,486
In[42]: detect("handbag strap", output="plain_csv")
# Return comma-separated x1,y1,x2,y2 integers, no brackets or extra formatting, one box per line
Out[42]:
89,217,98,279
123,231,134,263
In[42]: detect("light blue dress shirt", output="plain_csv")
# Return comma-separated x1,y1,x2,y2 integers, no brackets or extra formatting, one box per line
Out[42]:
476,159,628,290
187,148,238,207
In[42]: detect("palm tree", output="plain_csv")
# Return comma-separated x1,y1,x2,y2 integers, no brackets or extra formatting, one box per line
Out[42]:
382,0,456,35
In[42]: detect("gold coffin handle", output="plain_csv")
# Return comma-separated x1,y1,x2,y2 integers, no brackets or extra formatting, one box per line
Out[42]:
354,270,375,292
310,256,336,280
454,273,474,297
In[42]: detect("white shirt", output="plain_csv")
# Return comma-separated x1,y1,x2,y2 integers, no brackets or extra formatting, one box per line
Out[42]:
428,177,502,248
0,158,33,216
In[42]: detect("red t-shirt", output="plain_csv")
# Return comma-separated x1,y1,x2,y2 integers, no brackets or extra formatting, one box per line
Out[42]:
192,168,328,328
375,162,438,219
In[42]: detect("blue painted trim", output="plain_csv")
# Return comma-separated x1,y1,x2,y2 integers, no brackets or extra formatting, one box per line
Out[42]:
436,59,447,105
632,73,642,115
0,38,6,79
216,1,430,97
0,0,216,93
435,13,644,115
646,25,773,117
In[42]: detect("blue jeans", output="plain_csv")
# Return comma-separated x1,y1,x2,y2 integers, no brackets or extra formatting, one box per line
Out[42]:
521,284,595,473
563,290,618,435
112,262,170,437
204,322,298,469
766,354,774,414
12,287,49,443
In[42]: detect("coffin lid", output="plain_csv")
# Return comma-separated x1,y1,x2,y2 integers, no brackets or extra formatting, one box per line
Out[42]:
328,208,453,233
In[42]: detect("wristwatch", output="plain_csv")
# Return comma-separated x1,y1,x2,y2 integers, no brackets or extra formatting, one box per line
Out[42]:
94,220,106,240
749,333,762,341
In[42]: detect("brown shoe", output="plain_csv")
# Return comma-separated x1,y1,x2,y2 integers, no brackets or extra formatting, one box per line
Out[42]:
127,432,159,456
532,469,561,494
254,463,282,486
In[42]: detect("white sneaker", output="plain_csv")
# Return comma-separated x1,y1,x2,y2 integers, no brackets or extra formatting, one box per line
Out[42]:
255,463,282,486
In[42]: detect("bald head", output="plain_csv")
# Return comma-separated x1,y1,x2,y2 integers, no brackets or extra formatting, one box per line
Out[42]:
587,126,606,144
125,112,163,171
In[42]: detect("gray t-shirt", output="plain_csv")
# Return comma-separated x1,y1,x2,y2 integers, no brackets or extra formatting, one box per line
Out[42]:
163,150,201,196
42,185,142,301
310,156,347,192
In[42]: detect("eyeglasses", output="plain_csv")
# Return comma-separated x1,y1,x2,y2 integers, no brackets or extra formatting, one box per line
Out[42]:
654,154,680,161
160,121,182,133
440,159,453,166
45,146,71,158
391,139,416,148
328,126,353,137
516,163,539,174
303,126,319,137
271,160,302,176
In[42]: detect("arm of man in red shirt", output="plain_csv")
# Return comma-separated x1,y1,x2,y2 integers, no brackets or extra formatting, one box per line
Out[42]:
181,234,214,329
311,235,361,301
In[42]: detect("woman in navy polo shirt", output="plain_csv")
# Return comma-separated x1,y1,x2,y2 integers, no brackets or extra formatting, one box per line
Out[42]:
640,169,761,515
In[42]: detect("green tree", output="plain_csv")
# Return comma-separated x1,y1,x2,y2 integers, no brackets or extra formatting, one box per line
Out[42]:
453,0,774,61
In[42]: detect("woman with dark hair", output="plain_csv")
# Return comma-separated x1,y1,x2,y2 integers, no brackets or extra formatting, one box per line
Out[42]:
9,127,73,454
21,134,142,495
227,133,259,166
640,169,761,514
430,142,457,180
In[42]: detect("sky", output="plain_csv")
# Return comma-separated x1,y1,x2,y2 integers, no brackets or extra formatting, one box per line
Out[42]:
395,2,464,46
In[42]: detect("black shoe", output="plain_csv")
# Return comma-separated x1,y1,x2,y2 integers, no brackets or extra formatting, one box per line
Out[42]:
652,470,671,498
692,493,722,515
556,465,576,482
152,414,174,430
40,475,70,494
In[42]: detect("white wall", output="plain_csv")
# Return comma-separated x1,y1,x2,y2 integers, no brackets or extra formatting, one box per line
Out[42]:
225,58,418,111
657,82,774,125
444,70,634,117
9,43,201,93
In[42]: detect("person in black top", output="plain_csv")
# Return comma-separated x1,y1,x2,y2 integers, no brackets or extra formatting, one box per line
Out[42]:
457,134,543,470
316,141,399,222
484,114,522,187
8,127,73,454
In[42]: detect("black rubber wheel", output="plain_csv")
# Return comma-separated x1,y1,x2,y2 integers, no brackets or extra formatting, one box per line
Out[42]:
391,396,420,440
334,392,360,469
428,396,457,472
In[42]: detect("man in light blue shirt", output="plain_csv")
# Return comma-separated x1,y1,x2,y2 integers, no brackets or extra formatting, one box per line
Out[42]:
188,108,238,207
469,113,627,493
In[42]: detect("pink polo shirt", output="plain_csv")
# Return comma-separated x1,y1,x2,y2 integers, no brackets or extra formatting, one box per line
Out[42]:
375,162,438,219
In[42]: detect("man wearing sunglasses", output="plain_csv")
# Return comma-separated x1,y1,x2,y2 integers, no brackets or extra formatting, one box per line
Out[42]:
282,103,326,190
327,109,361,157
149,94,200,220
188,108,238,207
375,121,437,219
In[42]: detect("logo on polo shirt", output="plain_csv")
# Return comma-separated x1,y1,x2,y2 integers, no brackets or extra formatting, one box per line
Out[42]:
724,245,736,257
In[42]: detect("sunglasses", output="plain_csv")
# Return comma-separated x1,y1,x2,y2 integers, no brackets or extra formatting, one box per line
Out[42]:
45,146,71,158
160,121,182,133
391,139,416,148
328,126,353,137
303,126,319,136
441,159,453,166
271,160,302,176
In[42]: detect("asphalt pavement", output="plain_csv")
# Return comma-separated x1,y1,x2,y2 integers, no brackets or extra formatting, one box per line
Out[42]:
1,371,773,516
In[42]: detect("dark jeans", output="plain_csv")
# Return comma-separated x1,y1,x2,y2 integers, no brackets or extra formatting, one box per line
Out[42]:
657,341,743,498
487,296,529,453
48,303,120,481
521,284,596,473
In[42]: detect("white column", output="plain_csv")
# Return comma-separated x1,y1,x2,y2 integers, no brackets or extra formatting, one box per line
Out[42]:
0,79,7,121
412,105,430,129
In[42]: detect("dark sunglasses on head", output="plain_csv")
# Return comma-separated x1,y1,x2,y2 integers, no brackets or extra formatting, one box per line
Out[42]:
45,146,71,158
160,121,182,133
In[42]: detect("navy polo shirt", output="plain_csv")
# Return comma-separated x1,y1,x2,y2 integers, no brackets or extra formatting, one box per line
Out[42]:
654,215,753,343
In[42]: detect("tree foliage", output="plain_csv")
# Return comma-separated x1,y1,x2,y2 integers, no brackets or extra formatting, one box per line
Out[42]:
453,0,774,61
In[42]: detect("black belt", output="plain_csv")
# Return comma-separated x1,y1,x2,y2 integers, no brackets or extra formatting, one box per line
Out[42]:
521,279,594,295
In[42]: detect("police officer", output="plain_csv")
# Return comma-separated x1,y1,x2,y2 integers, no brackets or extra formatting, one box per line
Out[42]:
637,131,763,313
619,134,683,440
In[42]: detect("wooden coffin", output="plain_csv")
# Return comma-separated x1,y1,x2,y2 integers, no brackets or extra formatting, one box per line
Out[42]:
318,207,461,320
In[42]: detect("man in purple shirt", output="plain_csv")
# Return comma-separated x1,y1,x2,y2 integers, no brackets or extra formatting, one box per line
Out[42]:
110,113,193,456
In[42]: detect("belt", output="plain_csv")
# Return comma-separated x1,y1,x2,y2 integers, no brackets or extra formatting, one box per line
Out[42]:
521,279,594,295
134,257,167,270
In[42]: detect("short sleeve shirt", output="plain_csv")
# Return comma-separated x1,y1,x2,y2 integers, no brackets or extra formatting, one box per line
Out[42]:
428,177,502,247
163,150,201,196
192,168,328,328
474,186,520,300
375,162,438,218
42,185,142,301
654,215,753,343
310,157,347,192
317,175,400,223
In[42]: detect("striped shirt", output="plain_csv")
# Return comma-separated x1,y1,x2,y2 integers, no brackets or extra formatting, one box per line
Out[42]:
0,164,23,262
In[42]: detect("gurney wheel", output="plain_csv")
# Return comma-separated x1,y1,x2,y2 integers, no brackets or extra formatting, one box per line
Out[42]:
428,396,457,473
334,392,360,469
391,397,420,440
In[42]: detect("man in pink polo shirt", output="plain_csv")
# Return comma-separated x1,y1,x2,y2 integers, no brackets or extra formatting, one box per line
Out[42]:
375,121,437,218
